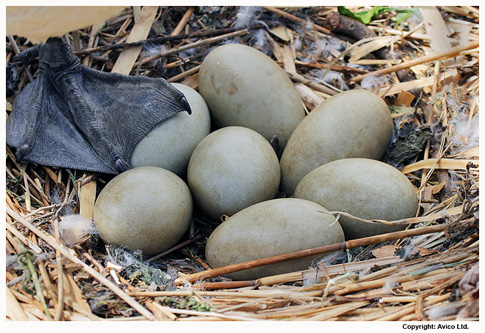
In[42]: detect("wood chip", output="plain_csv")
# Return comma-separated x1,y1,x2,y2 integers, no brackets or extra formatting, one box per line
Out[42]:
420,6,454,66
79,178,96,220
111,6,158,75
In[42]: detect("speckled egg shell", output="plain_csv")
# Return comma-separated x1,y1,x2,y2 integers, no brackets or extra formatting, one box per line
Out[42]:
198,43,305,148
294,158,418,239
187,126,280,221
205,198,345,280
93,167,193,255
280,89,393,194
130,83,211,177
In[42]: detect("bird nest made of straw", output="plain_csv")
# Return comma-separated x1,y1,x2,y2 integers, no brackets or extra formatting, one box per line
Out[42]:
5,6,479,323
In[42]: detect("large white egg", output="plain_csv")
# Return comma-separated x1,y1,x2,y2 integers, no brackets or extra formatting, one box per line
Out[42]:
198,43,305,148
294,158,419,239
130,83,211,176
280,89,393,193
93,167,193,255
187,126,280,221
205,198,345,280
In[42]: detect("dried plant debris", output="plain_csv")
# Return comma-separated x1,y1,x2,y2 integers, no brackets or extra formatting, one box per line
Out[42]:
5,5,479,322
106,245,177,290
384,118,434,169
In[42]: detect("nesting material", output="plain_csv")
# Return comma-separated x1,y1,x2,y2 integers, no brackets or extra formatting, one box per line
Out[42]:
5,5,479,322
58,214,95,248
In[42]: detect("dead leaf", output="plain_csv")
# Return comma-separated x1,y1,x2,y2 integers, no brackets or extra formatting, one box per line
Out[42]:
430,182,446,194
269,25,292,42
416,247,439,256
372,245,399,258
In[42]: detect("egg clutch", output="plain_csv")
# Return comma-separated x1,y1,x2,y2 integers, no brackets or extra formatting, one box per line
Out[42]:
93,44,419,280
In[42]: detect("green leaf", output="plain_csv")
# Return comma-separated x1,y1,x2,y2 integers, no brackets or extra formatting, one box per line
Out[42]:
394,8,419,26
338,6,417,26
338,6,393,24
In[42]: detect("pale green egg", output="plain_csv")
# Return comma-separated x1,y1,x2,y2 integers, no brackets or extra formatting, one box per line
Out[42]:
94,167,193,255
187,126,280,221
130,83,211,177
198,43,305,148
280,90,393,194
205,198,345,280
294,158,419,239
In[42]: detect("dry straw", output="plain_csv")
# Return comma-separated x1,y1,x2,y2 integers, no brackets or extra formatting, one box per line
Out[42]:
6,5,479,321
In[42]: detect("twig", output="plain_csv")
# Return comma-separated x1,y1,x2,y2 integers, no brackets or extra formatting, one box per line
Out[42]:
167,65,200,83
7,34,34,82
6,207,156,321
318,204,465,226
6,147,52,203
145,300,178,321
352,41,479,83
174,218,476,285
286,71,336,96
22,202,73,219
164,307,257,321
263,6,331,34
111,6,158,75
171,7,195,36
194,280,258,290
74,23,268,55
195,256,402,290
291,60,369,74
5,220,42,254
377,293,450,321
53,217,64,321
127,290,298,298
134,29,249,67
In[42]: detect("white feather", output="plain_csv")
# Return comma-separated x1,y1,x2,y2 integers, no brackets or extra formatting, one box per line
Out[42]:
451,113,479,150
58,214,95,247
323,71,349,90
251,29,267,48
360,74,388,90
427,302,465,320
382,279,399,294
235,6,261,29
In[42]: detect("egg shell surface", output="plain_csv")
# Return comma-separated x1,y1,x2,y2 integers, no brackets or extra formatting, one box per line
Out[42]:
280,89,393,194
93,167,193,255
187,126,280,221
205,198,345,280
294,158,419,239
130,83,211,177
198,43,305,148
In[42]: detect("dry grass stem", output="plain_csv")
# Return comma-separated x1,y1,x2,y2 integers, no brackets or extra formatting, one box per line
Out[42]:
352,40,478,83
5,6,479,322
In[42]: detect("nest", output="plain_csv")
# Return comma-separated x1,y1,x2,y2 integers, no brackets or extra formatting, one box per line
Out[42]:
5,6,479,322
